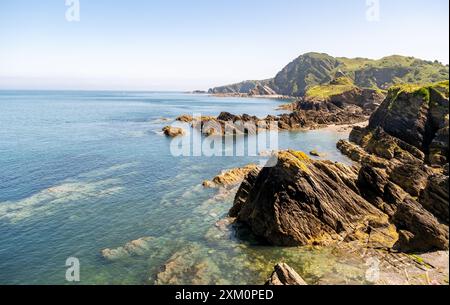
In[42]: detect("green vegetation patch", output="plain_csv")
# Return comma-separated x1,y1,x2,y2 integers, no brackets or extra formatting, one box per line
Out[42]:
305,76,356,99
387,81,449,110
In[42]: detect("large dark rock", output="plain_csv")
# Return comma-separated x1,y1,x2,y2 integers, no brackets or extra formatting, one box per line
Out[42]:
393,199,449,252
231,150,395,247
368,83,449,165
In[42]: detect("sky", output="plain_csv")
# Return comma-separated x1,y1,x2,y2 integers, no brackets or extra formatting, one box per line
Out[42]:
0,0,449,91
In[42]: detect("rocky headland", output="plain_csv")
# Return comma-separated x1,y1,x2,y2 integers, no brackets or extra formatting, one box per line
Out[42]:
223,81,449,284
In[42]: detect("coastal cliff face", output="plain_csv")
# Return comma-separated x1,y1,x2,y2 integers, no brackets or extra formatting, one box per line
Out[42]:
209,52,449,97
230,82,449,253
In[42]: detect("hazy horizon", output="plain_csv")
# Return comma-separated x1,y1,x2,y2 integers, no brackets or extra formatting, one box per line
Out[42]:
1,0,449,91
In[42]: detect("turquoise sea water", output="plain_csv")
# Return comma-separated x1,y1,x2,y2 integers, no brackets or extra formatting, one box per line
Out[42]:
0,91,370,285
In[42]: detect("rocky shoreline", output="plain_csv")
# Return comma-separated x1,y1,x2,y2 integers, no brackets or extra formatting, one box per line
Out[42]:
102,81,449,285
226,81,449,284
162,83,386,137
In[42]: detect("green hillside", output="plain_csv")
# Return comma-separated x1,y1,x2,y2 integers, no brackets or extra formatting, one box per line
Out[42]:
209,52,449,97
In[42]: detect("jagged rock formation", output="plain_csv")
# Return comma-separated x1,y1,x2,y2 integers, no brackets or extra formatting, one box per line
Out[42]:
230,82,449,253
177,86,383,137
337,82,450,252
230,150,398,248
265,263,308,285
209,53,449,97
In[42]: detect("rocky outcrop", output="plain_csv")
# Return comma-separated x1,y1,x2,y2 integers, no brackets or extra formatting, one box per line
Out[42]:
162,126,185,137
180,81,385,136
368,82,449,166
302,77,385,116
230,150,397,248
392,199,449,252
230,82,449,253
265,263,308,285
202,164,260,189
154,244,222,285
178,106,375,138
337,82,450,252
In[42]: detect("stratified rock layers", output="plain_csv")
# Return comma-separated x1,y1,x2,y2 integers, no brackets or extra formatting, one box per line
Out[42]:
231,82,449,253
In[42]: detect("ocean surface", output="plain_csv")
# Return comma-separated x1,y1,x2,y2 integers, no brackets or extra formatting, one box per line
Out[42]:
0,91,370,285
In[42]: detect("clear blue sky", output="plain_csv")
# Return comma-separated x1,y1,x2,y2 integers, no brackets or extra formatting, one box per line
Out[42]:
0,0,448,90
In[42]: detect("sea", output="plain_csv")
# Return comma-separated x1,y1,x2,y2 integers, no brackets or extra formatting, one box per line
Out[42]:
0,91,370,284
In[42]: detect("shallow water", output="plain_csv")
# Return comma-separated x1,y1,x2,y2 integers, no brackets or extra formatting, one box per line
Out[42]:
0,91,369,285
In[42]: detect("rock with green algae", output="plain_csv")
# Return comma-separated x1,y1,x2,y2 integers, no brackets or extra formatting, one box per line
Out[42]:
368,81,449,166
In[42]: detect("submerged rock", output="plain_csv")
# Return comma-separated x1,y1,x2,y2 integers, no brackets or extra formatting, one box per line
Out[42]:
392,199,449,252
231,150,396,247
154,244,223,285
101,237,155,261
368,82,449,165
265,263,308,285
